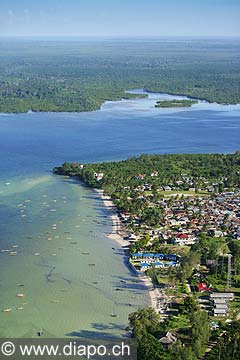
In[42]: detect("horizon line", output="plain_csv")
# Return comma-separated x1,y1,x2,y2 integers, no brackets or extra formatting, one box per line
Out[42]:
1,35,240,40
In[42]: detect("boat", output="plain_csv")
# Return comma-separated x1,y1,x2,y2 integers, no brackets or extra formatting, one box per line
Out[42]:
88,263,95,266
16,293,24,298
3,309,12,313
110,314,118,317
37,329,44,337
10,252,17,256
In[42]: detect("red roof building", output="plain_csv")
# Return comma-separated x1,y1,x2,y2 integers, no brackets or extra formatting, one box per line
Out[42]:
197,282,213,292
175,233,189,239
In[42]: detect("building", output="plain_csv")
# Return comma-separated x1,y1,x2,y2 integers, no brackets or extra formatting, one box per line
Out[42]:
131,252,180,272
94,172,104,181
197,282,213,292
174,233,196,246
159,331,177,348
140,262,151,271
210,293,234,301
213,308,228,317
210,293,234,317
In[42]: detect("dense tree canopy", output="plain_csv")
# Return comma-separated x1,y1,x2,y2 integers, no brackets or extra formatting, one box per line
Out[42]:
1,38,240,113
54,152,240,199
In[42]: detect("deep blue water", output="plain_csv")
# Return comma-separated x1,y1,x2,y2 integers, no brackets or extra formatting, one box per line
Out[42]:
0,92,239,183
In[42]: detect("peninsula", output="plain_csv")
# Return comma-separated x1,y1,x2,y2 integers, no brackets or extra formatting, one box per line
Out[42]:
54,151,240,358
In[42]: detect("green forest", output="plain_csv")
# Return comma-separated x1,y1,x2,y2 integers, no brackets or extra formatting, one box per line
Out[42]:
0,38,240,112
54,152,240,196
128,307,240,360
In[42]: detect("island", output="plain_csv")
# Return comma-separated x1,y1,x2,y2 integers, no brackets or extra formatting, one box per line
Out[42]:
155,99,198,108
54,151,240,359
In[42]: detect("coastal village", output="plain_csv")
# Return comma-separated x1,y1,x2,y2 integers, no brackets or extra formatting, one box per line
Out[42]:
54,153,240,357
115,180,240,316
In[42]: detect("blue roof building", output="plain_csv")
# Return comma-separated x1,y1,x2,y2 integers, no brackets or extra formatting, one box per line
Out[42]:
165,261,178,267
140,262,151,269
131,253,143,258
154,262,164,268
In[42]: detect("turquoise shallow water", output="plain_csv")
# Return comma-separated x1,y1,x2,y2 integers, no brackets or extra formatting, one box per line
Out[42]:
0,175,148,338
0,91,239,338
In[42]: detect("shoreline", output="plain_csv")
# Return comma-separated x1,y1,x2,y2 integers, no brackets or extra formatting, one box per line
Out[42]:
94,188,160,312
1,90,238,116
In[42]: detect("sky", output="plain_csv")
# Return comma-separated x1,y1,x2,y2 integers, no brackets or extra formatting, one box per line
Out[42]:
0,0,239,38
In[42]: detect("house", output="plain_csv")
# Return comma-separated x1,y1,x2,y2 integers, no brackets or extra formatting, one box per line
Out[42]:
94,172,104,181
154,262,164,269
137,173,144,180
214,304,229,311
174,233,196,246
211,299,227,305
210,292,234,317
197,282,213,292
165,261,179,267
163,186,172,191
210,321,220,330
164,254,178,262
131,253,143,260
151,171,158,177
210,293,234,301
152,253,164,260
213,308,228,317
159,331,177,348
128,233,137,241
131,252,180,271
140,262,151,270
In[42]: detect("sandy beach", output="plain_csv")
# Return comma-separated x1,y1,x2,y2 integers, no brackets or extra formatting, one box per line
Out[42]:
94,189,130,248
94,188,161,311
